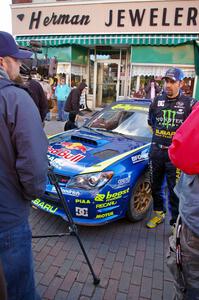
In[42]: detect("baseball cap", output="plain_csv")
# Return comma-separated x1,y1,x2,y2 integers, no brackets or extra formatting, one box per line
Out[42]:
0,31,32,59
162,68,184,82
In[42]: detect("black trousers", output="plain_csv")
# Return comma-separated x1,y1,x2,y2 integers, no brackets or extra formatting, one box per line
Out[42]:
150,144,180,225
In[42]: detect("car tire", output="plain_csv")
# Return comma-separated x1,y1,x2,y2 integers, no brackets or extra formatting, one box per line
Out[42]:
126,172,152,222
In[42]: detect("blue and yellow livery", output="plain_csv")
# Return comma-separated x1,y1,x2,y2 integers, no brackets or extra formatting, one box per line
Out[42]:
32,99,153,225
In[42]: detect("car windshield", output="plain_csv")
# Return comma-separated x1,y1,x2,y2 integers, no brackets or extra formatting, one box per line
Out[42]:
86,103,152,139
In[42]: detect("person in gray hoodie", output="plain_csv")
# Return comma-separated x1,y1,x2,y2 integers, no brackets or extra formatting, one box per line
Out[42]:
0,31,48,300
167,102,199,300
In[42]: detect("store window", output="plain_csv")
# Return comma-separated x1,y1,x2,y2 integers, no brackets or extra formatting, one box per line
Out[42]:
130,64,195,100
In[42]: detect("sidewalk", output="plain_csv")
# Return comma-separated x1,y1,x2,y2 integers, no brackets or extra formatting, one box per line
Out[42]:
31,117,175,300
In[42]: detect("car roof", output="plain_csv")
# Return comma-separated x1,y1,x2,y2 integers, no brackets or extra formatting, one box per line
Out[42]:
114,99,151,107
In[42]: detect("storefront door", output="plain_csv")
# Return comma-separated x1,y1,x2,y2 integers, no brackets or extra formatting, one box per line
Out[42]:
93,59,120,107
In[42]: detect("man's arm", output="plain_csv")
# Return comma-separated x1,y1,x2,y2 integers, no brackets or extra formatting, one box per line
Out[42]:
169,102,199,175
9,87,48,200
147,99,156,129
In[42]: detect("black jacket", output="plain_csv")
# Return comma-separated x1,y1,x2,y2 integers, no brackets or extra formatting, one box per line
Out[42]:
64,82,87,114
148,91,196,146
25,79,48,122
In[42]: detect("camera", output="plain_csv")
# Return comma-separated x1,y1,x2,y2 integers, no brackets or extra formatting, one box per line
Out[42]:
19,40,58,78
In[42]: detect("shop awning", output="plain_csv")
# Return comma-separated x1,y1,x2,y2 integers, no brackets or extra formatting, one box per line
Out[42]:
16,34,199,47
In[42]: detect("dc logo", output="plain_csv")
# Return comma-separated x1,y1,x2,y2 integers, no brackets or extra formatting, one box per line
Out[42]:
75,207,88,217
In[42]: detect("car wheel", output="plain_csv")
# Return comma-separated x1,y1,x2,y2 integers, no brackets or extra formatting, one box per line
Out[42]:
127,172,152,222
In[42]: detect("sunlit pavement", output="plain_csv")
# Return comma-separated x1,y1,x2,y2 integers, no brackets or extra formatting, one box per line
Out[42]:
31,115,174,300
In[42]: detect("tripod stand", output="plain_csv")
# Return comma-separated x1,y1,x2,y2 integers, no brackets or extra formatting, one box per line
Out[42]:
32,164,100,285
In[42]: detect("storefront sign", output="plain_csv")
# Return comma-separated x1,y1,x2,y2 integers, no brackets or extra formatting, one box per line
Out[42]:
12,1,199,35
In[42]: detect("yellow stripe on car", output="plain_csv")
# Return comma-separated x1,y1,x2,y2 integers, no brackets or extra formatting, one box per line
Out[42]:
80,143,150,174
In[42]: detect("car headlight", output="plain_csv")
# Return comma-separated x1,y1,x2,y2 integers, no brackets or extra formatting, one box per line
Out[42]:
67,171,113,190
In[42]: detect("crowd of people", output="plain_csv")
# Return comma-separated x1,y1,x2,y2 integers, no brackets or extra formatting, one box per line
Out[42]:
0,31,198,300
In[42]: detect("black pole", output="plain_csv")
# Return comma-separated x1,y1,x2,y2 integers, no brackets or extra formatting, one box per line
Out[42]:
33,163,100,285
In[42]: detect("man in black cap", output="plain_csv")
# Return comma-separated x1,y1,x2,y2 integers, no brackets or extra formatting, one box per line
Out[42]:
0,31,48,299
147,67,196,229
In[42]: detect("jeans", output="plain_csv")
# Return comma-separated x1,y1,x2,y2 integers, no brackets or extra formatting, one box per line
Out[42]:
0,220,40,300
167,219,199,300
57,101,68,121
150,144,180,225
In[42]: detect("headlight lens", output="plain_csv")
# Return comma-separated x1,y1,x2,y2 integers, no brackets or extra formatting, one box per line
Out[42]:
67,171,113,190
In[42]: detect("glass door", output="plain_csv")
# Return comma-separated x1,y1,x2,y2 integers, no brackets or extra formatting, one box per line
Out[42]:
94,60,120,107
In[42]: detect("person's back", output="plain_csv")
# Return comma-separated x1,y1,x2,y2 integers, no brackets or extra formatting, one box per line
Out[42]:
25,78,48,122
168,102,199,300
0,31,48,300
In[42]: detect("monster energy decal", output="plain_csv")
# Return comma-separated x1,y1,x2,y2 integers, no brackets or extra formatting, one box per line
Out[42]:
162,110,177,129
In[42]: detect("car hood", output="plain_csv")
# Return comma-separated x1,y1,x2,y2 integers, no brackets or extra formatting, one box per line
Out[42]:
48,128,149,175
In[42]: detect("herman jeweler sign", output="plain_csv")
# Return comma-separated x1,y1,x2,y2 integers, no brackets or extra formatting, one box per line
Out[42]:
12,0,199,35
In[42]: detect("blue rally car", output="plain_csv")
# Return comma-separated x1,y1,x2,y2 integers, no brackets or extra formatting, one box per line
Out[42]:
32,100,153,225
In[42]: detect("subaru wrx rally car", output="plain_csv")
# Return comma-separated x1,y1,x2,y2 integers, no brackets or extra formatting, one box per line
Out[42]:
32,100,153,225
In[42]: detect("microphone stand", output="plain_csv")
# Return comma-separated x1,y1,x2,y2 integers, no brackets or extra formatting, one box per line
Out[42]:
32,163,100,285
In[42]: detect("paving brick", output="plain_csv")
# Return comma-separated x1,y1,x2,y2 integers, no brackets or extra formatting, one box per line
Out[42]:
122,255,134,273
103,279,119,300
153,255,164,271
127,284,140,300
57,259,73,278
91,287,105,300
66,281,83,299
93,257,104,276
60,270,78,292
40,265,59,286
131,267,142,285
152,270,163,290
127,242,137,257
52,250,68,267
116,247,127,262
163,280,174,300
81,275,95,297
109,238,120,253
37,255,55,273
35,246,51,262
137,238,147,251
155,240,164,255
118,272,131,293
134,251,145,267
99,267,111,288
49,241,64,256
35,271,44,286
54,290,68,300
140,276,152,299
104,251,116,269
145,246,155,260
143,259,153,278
43,276,63,300
151,288,163,300
37,284,48,298
110,261,123,280
116,292,127,300
97,244,109,259
76,263,89,283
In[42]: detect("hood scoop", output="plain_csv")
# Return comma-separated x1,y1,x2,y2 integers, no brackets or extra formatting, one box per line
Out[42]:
71,134,98,146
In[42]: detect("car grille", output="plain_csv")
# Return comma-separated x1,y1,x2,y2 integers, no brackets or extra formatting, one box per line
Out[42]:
54,174,70,186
